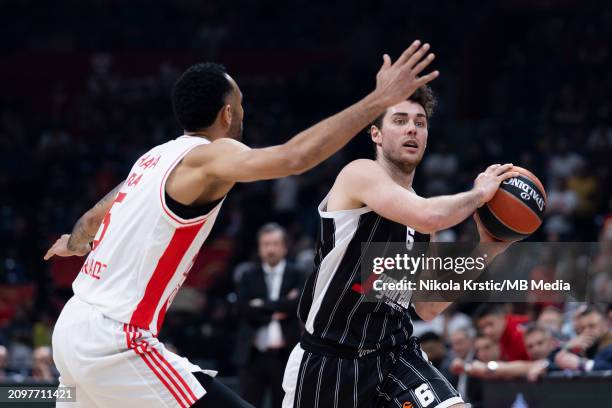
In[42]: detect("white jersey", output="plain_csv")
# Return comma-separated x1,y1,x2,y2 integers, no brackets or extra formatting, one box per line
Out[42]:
73,135,223,336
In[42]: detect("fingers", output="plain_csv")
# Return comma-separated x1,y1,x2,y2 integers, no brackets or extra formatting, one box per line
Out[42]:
382,54,391,69
415,70,440,86
412,52,435,76
499,171,520,182
396,40,422,65
494,163,514,175
43,247,55,261
404,42,431,69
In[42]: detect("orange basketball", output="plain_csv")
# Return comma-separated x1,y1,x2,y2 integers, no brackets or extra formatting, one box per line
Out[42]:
476,166,547,241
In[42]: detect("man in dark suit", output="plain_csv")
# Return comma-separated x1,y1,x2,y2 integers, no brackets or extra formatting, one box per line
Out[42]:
234,223,303,408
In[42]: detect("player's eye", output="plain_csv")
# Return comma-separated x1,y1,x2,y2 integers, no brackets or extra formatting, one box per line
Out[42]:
394,118,406,125
416,121,426,127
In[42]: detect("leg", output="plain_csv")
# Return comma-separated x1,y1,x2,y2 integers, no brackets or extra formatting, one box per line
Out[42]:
381,343,463,408
239,350,266,407
268,351,288,408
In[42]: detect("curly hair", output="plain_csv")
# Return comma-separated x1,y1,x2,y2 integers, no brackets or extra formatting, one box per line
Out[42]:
371,85,437,130
172,62,233,132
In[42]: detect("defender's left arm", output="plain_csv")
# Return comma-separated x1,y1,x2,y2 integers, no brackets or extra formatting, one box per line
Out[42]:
44,182,124,260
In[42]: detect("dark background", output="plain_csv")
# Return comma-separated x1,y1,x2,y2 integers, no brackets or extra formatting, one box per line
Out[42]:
0,0,610,383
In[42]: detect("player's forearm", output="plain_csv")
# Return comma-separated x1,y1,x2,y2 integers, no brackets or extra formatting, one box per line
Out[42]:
423,188,485,231
67,182,123,251
66,213,99,251
282,92,386,174
413,302,452,321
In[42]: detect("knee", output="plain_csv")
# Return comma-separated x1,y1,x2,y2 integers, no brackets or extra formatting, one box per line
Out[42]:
446,404,466,408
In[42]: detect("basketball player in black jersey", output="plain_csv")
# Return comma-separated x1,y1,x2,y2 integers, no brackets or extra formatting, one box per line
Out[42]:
282,85,519,407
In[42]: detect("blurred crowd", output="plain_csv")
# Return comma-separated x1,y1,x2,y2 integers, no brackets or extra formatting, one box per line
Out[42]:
0,0,611,405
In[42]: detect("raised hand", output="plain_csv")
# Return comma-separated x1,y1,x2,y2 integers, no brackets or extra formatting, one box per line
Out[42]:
373,40,439,107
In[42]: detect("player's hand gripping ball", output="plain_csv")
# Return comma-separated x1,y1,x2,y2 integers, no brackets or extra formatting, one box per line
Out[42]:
476,166,547,241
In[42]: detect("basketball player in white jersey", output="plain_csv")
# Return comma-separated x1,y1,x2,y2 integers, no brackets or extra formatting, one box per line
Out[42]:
44,40,439,407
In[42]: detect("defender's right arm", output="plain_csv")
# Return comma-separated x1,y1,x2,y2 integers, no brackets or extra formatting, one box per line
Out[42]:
186,41,439,183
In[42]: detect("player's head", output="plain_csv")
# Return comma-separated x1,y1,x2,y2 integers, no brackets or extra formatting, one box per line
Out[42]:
474,303,508,342
574,305,608,340
172,63,244,140
523,325,555,360
474,335,500,362
369,85,436,169
257,222,288,267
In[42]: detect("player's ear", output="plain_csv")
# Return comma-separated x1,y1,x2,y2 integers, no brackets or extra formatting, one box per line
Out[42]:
223,104,232,126
370,125,382,144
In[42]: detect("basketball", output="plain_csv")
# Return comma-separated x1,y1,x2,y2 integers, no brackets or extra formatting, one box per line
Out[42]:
476,166,547,241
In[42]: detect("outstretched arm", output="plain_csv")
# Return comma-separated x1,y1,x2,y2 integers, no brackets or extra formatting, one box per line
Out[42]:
336,159,518,234
185,41,439,183
43,182,123,260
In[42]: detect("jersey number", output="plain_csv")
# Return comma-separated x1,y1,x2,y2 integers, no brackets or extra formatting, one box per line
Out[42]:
414,383,435,407
91,192,127,251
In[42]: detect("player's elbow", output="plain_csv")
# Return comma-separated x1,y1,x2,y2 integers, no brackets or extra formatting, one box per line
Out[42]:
416,210,445,234
414,304,439,321
281,145,310,175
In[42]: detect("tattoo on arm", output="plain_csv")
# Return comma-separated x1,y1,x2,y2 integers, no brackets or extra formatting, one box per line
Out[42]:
67,182,123,251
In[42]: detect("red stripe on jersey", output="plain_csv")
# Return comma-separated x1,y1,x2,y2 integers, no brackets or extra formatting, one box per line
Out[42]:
156,297,170,335
130,222,204,330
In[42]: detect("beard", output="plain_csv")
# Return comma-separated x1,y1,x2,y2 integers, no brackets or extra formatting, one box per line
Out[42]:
228,119,243,141
384,148,423,173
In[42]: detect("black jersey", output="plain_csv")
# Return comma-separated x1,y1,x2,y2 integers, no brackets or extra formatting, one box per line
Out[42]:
298,194,430,350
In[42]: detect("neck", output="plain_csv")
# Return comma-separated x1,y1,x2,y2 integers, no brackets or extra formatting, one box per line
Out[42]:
377,154,416,189
264,259,283,268
185,128,223,141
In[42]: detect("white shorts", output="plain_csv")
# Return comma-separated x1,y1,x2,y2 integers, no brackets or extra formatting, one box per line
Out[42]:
52,296,216,408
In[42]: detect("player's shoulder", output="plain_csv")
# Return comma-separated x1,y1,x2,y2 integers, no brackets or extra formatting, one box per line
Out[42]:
337,159,384,183
184,137,249,165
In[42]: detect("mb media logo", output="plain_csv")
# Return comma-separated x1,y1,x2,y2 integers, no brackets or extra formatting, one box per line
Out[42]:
402,403,413,408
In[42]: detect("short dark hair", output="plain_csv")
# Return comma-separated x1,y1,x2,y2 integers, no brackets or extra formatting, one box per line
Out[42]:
172,63,233,132
257,222,288,244
419,331,443,343
474,303,507,321
370,85,437,130
575,304,604,319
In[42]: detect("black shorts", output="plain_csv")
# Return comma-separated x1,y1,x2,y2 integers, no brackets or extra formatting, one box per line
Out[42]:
283,335,462,408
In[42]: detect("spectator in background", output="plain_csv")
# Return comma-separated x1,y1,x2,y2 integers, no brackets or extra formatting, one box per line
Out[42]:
452,326,556,383
419,331,454,382
30,346,57,382
234,223,303,408
553,305,612,372
0,345,13,382
537,306,568,342
473,335,500,363
448,329,482,407
474,303,530,361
